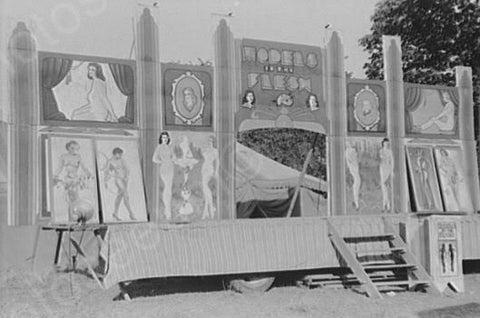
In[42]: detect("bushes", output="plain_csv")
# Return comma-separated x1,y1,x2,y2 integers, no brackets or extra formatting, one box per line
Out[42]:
237,128,327,180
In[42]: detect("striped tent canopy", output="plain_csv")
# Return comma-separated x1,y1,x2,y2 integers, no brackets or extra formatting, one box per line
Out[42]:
235,142,327,203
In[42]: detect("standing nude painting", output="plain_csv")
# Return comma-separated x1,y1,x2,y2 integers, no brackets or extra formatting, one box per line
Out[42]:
96,139,148,223
345,137,393,214
406,146,443,212
48,136,98,224
153,131,218,222
434,146,472,212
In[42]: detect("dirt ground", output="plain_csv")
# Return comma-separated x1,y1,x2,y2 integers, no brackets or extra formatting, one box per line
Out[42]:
1,261,480,318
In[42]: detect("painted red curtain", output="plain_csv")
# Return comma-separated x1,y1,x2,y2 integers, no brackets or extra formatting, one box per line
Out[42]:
109,63,135,123
41,57,72,120
404,86,424,131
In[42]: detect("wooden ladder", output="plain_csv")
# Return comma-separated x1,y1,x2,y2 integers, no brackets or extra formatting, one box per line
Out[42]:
324,217,441,298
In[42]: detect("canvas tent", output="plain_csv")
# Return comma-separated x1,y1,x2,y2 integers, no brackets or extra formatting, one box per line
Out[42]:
235,142,327,218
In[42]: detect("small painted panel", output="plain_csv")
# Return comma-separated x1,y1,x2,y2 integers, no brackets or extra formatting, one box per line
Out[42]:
39,52,135,126
405,146,443,212
344,137,393,214
152,131,218,222
162,64,213,131
47,136,99,224
347,82,386,133
438,222,457,240
96,138,148,223
437,222,458,277
405,86,458,136
237,39,327,134
434,146,472,212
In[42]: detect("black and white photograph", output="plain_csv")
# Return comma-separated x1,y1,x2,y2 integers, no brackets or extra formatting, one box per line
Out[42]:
1,0,480,317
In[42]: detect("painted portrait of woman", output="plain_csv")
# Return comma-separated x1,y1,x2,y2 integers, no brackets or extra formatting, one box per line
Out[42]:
152,131,176,220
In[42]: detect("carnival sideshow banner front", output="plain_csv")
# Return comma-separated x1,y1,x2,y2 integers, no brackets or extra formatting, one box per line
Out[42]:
153,131,219,222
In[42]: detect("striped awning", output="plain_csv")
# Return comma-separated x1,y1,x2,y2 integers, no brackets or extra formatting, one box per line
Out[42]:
100,217,338,289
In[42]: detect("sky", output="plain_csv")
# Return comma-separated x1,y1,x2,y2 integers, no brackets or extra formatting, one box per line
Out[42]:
1,0,380,78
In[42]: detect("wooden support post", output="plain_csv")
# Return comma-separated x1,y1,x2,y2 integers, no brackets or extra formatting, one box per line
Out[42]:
326,31,347,215
456,66,480,211
382,36,408,214
214,20,236,220
7,22,39,225
137,9,161,222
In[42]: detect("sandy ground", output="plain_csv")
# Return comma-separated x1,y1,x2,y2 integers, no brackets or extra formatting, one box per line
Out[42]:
1,261,480,318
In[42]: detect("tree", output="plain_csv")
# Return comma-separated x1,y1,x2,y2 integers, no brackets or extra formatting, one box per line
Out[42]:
359,0,480,106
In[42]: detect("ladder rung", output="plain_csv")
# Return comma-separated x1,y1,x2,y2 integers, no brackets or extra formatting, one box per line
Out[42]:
343,234,395,242
373,280,430,287
364,264,417,271
355,247,405,255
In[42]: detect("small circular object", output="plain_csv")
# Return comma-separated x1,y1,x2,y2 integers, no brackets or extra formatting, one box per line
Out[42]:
72,199,95,223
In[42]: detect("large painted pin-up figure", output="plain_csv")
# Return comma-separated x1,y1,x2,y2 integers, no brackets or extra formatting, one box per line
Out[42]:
378,138,394,212
49,137,98,224
405,88,458,135
96,139,148,223
152,131,176,220
201,136,218,219
71,63,118,122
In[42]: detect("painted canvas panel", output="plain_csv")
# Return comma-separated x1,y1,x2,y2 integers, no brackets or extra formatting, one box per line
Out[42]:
347,82,386,133
48,136,99,224
345,137,393,214
96,139,148,223
152,131,218,222
405,86,458,136
438,240,459,276
434,146,473,212
236,39,328,134
39,52,135,126
162,64,213,131
406,146,443,212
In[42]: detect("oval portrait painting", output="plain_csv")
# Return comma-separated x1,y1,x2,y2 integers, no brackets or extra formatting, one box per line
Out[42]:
171,72,205,125
353,85,380,131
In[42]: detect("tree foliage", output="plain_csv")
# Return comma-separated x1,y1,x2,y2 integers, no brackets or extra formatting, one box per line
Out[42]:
237,129,327,180
359,0,480,103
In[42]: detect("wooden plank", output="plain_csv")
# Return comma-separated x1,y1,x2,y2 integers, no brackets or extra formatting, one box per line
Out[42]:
363,264,417,271
70,237,104,289
383,217,442,296
343,234,395,242
354,247,405,254
373,280,429,287
327,220,382,299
